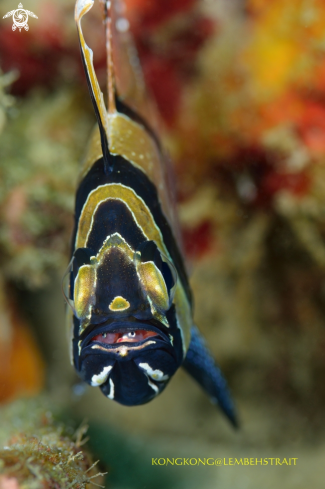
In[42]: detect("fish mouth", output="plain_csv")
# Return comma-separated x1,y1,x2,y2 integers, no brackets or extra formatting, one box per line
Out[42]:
75,317,182,395
80,319,169,354
90,328,161,346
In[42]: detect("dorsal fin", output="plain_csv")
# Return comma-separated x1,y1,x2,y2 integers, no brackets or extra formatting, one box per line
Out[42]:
75,0,161,145
103,0,160,135
109,0,160,135
75,0,112,170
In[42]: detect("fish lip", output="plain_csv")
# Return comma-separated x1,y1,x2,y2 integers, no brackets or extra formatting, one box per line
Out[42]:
88,339,159,357
90,329,164,348
80,318,169,350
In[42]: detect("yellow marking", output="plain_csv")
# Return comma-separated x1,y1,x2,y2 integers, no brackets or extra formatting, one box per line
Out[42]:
76,184,164,251
137,261,169,312
74,264,96,320
77,235,133,335
109,112,159,184
147,296,169,328
77,111,174,226
174,286,192,354
107,112,177,227
79,317,91,335
75,0,110,137
76,183,192,350
109,296,130,312
95,232,134,264
79,125,103,183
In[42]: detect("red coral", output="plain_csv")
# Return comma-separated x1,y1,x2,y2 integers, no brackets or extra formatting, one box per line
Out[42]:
136,16,215,125
141,55,183,124
0,0,214,125
216,146,310,209
0,3,79,95
296,101,325,154
125,0,197,30
262,170,310,198
182,220,214,259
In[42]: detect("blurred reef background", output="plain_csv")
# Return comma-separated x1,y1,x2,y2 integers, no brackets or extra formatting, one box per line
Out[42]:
1,0,325,487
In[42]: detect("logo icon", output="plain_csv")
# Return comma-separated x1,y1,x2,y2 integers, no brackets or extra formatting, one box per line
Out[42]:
3,3,38,32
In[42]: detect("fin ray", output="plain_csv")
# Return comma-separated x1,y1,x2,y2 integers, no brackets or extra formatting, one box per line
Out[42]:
100,0,117,114
75,0,111,169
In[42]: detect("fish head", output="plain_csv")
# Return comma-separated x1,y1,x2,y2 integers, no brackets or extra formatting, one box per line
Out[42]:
64,239,183,405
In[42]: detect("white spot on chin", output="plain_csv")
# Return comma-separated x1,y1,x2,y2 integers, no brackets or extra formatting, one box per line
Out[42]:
138,362,169,381
91,366,112,386
107,378,115,399
119,346,128,357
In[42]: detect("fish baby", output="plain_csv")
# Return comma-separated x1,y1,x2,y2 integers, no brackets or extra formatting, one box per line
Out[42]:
63,0,237,426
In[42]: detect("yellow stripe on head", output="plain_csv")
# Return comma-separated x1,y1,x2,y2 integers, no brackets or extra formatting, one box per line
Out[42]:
75,183,192,351
76,184,166,251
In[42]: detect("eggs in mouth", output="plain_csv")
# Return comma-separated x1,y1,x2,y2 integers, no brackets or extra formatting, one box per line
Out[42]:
91,330,159,345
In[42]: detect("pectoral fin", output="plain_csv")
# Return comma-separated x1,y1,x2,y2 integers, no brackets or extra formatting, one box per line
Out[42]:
183,326,238,428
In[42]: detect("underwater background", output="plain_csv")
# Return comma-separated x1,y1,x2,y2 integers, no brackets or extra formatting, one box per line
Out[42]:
0,0,325,487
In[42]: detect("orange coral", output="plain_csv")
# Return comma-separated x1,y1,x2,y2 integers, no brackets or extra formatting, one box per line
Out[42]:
0,282,44,403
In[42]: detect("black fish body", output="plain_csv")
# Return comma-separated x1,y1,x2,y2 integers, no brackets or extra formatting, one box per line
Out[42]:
64,0,237,426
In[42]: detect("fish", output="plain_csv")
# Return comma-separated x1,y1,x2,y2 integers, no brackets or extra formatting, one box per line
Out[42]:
63,0,237,427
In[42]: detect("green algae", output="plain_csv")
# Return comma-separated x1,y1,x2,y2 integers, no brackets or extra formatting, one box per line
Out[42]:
0,88,92,288
0,398,106,489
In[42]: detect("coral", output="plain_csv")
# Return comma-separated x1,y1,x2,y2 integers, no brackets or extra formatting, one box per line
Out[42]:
0,88,92,287
126,0,215,125
0,278,44,403
0,399,106,489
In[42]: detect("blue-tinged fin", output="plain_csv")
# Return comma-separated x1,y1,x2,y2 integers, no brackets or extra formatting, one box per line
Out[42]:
183,326,238,428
